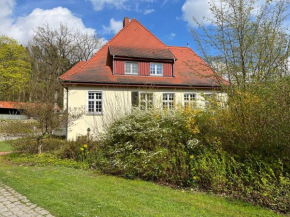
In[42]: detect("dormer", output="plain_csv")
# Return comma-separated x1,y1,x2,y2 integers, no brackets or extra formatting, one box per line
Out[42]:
109,17,177,77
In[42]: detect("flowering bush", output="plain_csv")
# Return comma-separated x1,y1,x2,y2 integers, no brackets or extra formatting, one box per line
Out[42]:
96,109,199,185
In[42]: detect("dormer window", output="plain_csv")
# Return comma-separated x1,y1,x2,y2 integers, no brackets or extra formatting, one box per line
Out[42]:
125,62,139,75
150,63,163,76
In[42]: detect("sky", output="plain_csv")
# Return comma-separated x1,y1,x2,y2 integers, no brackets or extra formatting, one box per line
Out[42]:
0,0,281,55
0,0,219,52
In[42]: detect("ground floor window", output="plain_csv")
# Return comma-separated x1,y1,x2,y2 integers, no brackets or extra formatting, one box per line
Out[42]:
87,91,102,113
163,93,174,109
140,93,153,110
184,93,196,108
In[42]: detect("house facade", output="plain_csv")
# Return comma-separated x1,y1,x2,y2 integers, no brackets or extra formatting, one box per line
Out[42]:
59,17,227,140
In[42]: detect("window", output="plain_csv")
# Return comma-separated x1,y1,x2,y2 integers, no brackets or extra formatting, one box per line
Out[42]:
140,93,153,110
163,93,174,109
87,91,102,113
150,63,163,76
131,91,153,110
131,92,139,107
184,93,196,108
125,62,139,75
204,93,215,108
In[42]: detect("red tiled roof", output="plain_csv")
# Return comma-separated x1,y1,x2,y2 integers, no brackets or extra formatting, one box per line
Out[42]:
0,101,60,111
59,19,228,88
109,46,176,60
0,101,25,109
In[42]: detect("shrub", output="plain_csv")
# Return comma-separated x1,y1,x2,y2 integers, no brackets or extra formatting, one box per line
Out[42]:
97,109,198,185
96,105,290,213
12,137,66,154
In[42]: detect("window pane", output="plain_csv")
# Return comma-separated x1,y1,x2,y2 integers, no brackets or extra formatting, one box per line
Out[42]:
125,62,131,73
150,63,155,74
132,63,138,74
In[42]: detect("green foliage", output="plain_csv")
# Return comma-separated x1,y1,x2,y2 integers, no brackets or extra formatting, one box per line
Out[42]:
12,137,67,154
97,109,197,185
96,106,290,213
5,153,89,169
197,80,290,165
0,36,31,100
0,120,37,134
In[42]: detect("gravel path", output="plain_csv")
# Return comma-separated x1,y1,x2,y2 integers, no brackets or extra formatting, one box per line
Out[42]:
0,182,54,217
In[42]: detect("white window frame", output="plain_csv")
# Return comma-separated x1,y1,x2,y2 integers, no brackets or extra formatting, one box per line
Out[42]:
125,61,139,75
150,63,163,76
162,93,175,109
139,92,153,110
183,93,197,108
204,93,215,108
87,91,103,114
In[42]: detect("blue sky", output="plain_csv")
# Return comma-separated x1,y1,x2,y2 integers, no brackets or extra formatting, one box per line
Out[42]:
0,0,279,56
0,0,217,53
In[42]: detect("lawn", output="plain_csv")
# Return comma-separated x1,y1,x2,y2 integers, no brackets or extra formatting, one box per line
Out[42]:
0,157,280,217
0,141,13,152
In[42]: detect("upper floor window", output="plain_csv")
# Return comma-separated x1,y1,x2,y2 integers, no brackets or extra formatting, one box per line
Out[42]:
150,63,163,76
163,93,174,109
87,91,102,114
125,62,139,75
184,93,196,108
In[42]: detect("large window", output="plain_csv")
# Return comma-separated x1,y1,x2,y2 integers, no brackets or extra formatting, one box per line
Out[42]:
150,63,163,76
125,62,139,75
204,93,215,108
163,93,174,109
131,91,153,110
140,93,153,110
87,91,102,114
184,93,196,108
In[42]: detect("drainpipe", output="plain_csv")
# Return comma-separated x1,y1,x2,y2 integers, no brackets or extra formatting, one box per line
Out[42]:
112,55,115,74
172,59,176,77
65,87,69,140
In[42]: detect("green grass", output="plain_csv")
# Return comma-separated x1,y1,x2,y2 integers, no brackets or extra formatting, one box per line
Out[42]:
0,158,280,217
0,141,13,152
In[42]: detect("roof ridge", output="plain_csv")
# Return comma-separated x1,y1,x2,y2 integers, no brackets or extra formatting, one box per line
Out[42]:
132,19,167,47
66,19,137,77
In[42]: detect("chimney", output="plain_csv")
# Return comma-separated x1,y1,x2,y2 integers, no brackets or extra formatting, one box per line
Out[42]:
123,17,130,27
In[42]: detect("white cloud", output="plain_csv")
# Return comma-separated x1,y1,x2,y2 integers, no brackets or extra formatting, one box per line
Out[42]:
89,0,128,11
181,0,214,27
102,18,123,34
181,0,272,28
0,0,15,18
0,4,96,44
144,9,155,15
169,33,176,40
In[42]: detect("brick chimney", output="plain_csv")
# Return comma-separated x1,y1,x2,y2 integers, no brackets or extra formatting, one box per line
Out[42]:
123,17,130,27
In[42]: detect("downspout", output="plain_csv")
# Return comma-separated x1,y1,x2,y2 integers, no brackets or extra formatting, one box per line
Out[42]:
112,55,115,74
65,87,69,140
172,59,176,77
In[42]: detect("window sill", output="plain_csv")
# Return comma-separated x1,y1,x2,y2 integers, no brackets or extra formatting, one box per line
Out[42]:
150,74,163,77
86,112,103,116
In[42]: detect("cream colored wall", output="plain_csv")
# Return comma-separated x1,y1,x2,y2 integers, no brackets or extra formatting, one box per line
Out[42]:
66,85,225,140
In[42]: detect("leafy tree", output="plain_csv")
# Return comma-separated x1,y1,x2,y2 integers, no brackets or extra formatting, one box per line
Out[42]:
191,0,290,91
0,36,31,101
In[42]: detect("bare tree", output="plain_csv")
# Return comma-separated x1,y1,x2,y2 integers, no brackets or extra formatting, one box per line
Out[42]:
28,23,102,107
191,0,290,91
